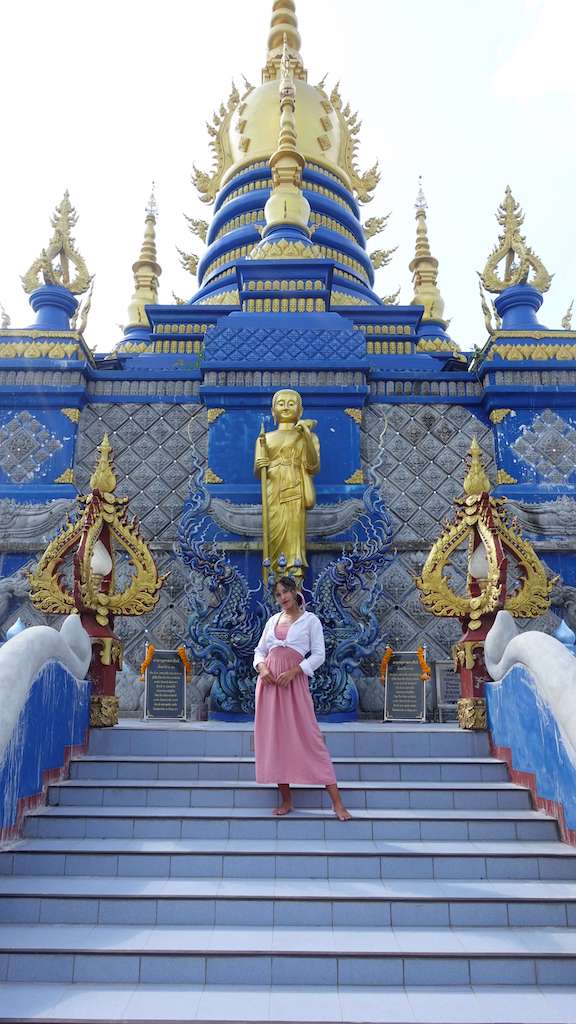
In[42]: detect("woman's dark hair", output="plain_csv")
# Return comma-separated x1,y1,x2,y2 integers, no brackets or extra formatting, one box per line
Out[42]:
275,576,304,607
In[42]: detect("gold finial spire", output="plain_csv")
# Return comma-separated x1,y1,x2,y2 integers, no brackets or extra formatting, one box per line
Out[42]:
463,437,491,497
126,186,162,329
480,186,552,294
263,1,306,82
22,191,92,295
262,34,310,237
90,434,117,494
562,299,573,330
409,178,446,323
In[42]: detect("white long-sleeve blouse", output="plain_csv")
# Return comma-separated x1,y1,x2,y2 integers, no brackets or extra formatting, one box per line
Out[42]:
253,611,325,678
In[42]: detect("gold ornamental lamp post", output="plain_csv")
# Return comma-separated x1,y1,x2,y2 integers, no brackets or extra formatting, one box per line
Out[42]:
28,435,165,726
415,438,554,729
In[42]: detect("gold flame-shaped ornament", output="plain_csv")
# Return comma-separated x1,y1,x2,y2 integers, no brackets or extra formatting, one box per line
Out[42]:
479,186,552,295
415,438,554,630
22,191,92,296
29,435,165,622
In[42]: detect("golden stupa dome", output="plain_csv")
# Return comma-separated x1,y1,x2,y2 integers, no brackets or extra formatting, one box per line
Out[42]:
191,1,379,206
226,76,343,186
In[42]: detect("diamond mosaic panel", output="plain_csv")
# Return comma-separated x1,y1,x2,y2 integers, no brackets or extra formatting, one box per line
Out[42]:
74,402,207,544
0,411,62,483
512,409,576,484
362,403,497,658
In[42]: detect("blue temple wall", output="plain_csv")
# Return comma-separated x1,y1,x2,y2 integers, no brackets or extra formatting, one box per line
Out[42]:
0,661,89,839
2,275,576,713
486,664,576,835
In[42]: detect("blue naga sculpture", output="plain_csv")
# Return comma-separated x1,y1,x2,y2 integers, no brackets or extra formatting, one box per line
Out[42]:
177,461,393,719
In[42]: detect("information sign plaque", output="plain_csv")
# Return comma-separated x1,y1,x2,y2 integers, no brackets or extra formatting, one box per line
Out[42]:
144,649,186,720
383,650,426,722
435,660,461,722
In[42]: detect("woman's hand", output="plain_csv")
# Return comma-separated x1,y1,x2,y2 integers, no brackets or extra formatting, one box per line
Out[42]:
257,663,275,684
275,666,300,687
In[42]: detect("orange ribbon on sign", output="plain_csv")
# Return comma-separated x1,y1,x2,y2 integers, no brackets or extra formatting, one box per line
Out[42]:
417,646,431,682
177,645,192,681
139,643,155,683
379,646,394,684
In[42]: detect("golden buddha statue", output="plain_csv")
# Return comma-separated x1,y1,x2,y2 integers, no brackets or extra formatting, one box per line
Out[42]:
254,389,320,583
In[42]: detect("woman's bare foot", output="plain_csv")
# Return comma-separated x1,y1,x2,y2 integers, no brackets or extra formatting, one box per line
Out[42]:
333,803,352,821
272,801,293,816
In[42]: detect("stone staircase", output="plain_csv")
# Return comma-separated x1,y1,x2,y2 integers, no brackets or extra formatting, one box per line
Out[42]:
0,721,575,1022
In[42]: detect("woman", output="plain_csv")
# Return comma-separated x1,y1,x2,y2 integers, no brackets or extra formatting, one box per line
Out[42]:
253,577,351,820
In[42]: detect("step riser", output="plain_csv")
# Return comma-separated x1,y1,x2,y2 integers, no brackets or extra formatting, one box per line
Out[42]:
48,787,532,811
2,852,574,879
70,762,509,783
1,896,574,928
23,815,558,842
0,951,574,987
87,731,492,760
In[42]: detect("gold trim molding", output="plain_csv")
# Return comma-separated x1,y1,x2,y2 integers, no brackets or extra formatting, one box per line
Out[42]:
204,468,224,484
345,468,364,485
489,409,512,424
61,408,80,423
207,408,225,424
344,408,362,425
0,341,79,360
457,697,486,731
496,469,518,485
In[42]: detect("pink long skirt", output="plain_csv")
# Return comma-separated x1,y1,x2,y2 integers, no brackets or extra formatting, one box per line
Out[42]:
254,645,337,785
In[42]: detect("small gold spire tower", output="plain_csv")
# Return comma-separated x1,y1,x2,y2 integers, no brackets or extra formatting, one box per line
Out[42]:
263,1,306,82
409,179,446,324
126,187,162,330
262,35,311,237
464,437,491,496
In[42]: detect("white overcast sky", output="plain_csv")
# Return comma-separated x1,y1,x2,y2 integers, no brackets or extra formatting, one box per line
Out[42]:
0,0,574,352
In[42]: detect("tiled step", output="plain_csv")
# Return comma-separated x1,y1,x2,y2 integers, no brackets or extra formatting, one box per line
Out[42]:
1,876,575,928
0,923,575,987
2,839,575,879
23,805,559,842
70,754,509,783
47,778,532,811
87,723,492,760
0,981,575,1023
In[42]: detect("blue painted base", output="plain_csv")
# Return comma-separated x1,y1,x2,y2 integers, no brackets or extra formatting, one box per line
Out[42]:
487,664,576,832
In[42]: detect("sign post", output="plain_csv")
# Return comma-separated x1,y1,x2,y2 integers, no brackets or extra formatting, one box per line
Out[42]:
144,648,186,721
383,650,427,723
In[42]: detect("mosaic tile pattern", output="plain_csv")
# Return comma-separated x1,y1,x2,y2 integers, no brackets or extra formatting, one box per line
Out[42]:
512,409,576,484
0,411,62,483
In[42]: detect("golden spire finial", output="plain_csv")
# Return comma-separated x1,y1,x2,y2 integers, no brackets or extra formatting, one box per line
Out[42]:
22,191,92,296
126,186,162,330
90,434,117,494
262,33,310,237
409,178,446,323
480,185,552,294
562,299,573,330
263,1,306,82
463,437,491,496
